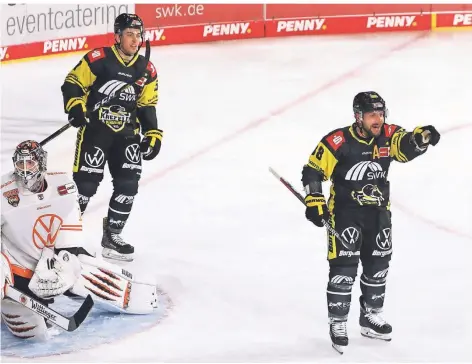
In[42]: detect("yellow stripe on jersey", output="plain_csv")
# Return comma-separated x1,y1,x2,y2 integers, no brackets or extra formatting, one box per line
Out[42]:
307,141,338,181
390,130,409,162
73,126,86,173
137,79,158,107
63,58,96,103
111,45,140,68
65,97,87,113
327,214,337,260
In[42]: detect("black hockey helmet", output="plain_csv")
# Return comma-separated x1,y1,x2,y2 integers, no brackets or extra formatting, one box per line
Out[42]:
114,13,144,35
353,91,388,120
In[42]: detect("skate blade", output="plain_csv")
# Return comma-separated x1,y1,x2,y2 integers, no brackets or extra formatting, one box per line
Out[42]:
360,327,392,342
331,343,344,355
102,248,134,262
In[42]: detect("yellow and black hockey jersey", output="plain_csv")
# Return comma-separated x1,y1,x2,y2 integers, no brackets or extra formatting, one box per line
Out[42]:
302,123,427,213
61,45,158,136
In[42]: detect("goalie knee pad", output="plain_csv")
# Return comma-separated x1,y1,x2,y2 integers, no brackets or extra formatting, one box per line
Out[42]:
1,298,48,340
327,265,357,319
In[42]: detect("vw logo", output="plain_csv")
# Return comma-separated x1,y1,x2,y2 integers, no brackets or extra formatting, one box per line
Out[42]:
85,147,105,167
125,144,141,163
376,228,392,250
341,227,359,246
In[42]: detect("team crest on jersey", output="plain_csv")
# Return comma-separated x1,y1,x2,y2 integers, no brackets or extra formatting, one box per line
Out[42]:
351,184,385,206
3,188,20,207
98,104,131,132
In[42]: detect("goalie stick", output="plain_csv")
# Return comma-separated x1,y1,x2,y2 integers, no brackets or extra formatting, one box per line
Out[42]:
5,284,94,332
268,167,355,251
40,40,151,147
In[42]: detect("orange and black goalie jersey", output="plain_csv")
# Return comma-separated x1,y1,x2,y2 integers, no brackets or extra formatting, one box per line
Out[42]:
302,123,427,213
61,45,158,136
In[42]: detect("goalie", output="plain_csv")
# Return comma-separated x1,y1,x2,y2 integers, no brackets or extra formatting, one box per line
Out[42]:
1,140,158,340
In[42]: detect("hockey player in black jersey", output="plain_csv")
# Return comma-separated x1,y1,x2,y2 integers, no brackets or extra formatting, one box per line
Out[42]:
301,91,440,353
61,13,163,262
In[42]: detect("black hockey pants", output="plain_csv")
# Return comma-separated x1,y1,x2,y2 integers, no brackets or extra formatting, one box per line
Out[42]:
325,207,392,320
72,124,142,231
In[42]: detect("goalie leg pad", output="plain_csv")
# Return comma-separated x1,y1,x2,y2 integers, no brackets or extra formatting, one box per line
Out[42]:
70,254,158,314
1,298,48,340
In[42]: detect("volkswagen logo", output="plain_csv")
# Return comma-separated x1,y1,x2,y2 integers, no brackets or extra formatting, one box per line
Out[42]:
125,144,141,163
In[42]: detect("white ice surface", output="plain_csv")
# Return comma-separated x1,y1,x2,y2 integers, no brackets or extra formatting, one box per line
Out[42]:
1,31,471,362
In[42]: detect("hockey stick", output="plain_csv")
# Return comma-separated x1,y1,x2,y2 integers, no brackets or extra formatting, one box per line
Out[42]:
268,167,355,251
39,40,151,147
5,285,94,332
39,123,72,147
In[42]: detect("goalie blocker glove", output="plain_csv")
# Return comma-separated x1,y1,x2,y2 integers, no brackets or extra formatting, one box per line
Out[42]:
305,193,330,227
140,129,163,161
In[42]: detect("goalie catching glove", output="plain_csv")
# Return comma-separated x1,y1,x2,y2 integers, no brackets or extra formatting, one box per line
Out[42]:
305,193,330,227
28,249,81,299
140,129,163,161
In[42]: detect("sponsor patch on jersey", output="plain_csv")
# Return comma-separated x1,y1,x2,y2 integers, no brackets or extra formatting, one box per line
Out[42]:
57,183,76,196
1,180,15,189
3,188,19,207
379,146,390,158
32,214,63,248
47,172,67,175
384,124,398,138
135,76,148,87
88,48,105,63
326,130,345,151
146,61,157,78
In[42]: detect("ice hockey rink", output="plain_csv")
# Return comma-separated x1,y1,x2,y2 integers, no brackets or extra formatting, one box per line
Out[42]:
1,29,471,362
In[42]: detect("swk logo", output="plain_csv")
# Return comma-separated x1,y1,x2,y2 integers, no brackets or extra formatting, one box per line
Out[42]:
341,227,359,246
125,144,140,163
32,214,63,248
85,147,105,167
376,228,392,250
98,80,128,96
345,161,386,181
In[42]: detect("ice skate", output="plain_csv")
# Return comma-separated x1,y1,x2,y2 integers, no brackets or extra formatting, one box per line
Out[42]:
101,217,134,262
359,297,392,341
329,317,348,354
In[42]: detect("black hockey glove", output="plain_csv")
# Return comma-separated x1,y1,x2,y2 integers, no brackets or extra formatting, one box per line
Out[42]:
140,129,163,161
68,103,88,128
411,125,440,148
305,193,330,227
